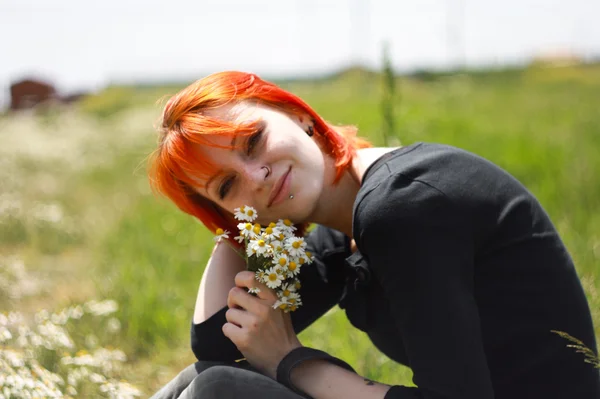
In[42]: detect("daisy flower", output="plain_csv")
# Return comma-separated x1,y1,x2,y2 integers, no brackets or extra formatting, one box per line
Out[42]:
248,238,270,256
285,237,306,258
287,291,302,306
238,222,257,239
234,235,245,243
268,239,284,253
273,299,290,311
264,267,284,289
279,282,297,297
272,254,290,268
252,223,262,236
276,219,297,235
246,245,257,257
255,270,266,282
213,228,230,242
248,287,261,295
286,260,301,277
273,264,286,276
261,224,281,241
234,206,258,222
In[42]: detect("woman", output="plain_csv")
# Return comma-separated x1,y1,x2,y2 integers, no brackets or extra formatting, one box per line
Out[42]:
148,71,599,399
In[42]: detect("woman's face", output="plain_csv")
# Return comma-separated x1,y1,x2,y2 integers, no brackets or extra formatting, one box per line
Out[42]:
192,102,330,225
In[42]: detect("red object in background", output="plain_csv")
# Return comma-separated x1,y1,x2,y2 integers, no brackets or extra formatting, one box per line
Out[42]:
10,79,57,111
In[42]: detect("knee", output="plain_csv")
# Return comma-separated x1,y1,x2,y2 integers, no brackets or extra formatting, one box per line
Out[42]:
150,361,228,399
190,366,241,396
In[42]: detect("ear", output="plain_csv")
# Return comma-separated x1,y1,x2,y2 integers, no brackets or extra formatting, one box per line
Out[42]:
295,113,313,130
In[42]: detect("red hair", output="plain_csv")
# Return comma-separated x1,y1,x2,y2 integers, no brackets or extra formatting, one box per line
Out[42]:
148,71,371,247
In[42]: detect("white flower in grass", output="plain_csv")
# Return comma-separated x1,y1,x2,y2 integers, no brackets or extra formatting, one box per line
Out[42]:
248,238,270,256
264,267,284,289
0,327,12,343
213,228,230,242
234,206,257,222
285,237,306,258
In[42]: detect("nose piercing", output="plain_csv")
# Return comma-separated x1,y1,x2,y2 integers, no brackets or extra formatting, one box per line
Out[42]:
261,166,270,177
289,195,294,199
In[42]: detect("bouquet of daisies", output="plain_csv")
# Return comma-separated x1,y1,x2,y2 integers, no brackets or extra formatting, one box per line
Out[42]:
213,206,314,313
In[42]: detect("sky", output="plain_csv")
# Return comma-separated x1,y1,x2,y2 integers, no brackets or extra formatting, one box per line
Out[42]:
1,0,599,106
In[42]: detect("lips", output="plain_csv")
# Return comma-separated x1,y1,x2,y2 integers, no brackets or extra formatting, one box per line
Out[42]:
267,167,291,208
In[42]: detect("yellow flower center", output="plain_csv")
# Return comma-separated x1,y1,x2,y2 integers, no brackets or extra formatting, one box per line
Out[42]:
257,240,266,247
247,209,254,217
244,223,252,231
240,206,245,212
268,273,277,282
298,257,306,265
278,257,287,266
288,262,297,271
305,251,312,258
283,219,292,226
283,289,290,297
289,298,296,304
253,223,261,235
278,233,285,241
290,305,297,311
279,303,288,310
295,282,301,289
265,227,273,235
292,241,301,249
216,228,224,235
269,222,277,228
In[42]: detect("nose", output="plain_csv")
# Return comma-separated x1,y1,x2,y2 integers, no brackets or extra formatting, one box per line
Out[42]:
240,161,270,190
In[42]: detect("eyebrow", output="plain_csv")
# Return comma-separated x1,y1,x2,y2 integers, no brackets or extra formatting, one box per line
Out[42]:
203,134,238,195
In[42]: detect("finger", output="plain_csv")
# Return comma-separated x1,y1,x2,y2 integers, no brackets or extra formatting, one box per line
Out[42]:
234,271,257,289
225,307,253,328
222,322,248,351
235,271,278,302
227,286,262,313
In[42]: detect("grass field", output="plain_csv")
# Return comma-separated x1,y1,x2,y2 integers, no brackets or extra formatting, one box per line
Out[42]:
1,64,599,396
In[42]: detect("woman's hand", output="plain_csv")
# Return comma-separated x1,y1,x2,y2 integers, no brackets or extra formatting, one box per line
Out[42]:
223,271,302,379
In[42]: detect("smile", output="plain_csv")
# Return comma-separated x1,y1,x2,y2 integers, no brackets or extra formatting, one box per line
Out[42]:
268,167,292,208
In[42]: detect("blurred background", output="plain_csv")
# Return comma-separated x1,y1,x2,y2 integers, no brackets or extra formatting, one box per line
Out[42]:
1,0,599,397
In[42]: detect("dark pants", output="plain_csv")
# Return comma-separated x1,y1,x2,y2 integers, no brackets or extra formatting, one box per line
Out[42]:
150,361,306,399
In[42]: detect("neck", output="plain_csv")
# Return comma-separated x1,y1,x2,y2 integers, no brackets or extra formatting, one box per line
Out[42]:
310,155,363,238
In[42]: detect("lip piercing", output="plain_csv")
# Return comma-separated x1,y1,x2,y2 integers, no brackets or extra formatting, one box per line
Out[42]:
289,195,294,199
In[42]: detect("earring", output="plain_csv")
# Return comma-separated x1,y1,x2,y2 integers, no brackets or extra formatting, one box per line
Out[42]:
307,126,314,137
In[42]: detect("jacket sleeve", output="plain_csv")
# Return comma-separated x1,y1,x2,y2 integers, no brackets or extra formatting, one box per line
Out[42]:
191,225,350,362
355,175,494,399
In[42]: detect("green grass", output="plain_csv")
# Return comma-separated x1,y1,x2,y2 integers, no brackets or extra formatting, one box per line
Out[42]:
2,63,599,395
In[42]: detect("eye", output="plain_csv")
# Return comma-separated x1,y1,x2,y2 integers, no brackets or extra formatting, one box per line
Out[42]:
246,127,264,156
219,176,235,200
